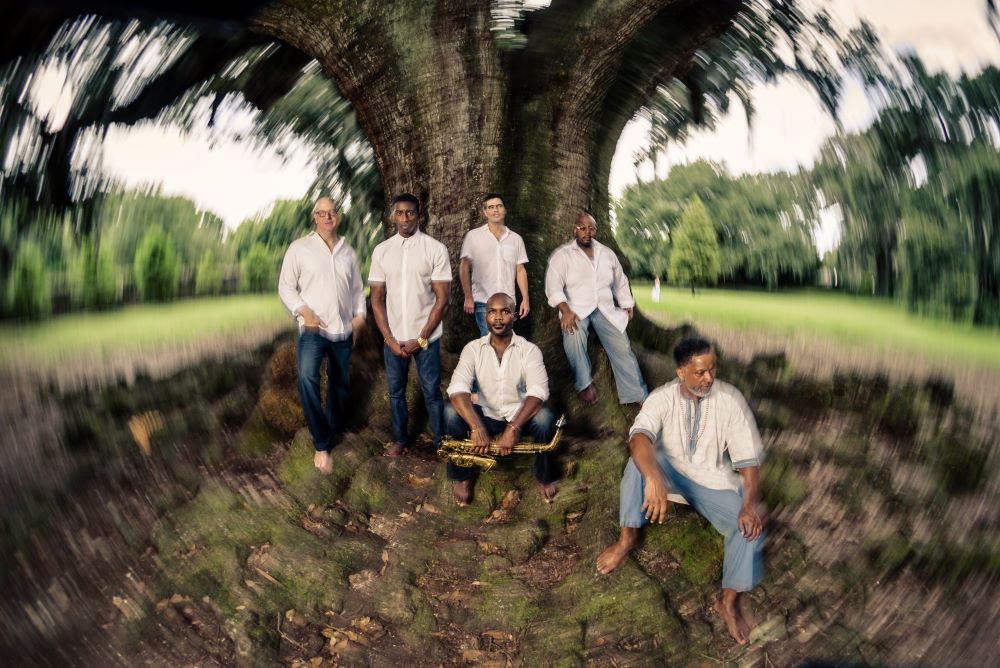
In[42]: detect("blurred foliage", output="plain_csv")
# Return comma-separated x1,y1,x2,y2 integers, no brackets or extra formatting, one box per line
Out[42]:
134,225,180,301
667,196,720,293
240,242,276,294
6,242,50,319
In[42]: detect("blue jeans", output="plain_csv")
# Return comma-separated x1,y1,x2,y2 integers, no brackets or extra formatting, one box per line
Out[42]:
474,301,489,337
383,339,444,448
296,331,352,452
619,450,765,592
561,309,648,404
444,403,557,483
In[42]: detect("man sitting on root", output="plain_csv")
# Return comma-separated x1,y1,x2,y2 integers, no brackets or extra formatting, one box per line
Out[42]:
596,336,765,645
444,293,559,506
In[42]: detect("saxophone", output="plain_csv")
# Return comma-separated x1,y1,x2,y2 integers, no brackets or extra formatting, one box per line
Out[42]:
437,414,566,471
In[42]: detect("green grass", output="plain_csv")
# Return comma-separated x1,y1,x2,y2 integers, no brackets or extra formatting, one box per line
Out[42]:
0,295,292,368
633,284,1000,369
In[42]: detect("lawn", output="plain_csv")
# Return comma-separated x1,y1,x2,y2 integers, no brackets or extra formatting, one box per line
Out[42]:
632,283,1000,369
0,295,292,369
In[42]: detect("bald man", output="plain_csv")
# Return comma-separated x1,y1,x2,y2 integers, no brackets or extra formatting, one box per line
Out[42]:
278,197,366,475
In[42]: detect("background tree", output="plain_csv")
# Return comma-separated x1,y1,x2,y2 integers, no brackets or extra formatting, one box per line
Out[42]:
6,242,50,319
134,226,180,301
668,196,720,294
194,249,224,296
240,242,276,293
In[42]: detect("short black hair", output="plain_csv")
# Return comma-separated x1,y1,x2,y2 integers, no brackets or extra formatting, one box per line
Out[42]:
390,193,420,213
482,193,505,207
673,336,713,367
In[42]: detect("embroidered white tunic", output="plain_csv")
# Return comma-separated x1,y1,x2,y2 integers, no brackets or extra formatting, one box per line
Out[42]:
544,239,635,332
459,224,529,303
629,379,763,496
447,334,549,422
368,230,452,342
277,232,366,342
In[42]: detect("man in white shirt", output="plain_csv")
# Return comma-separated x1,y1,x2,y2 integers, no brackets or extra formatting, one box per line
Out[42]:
278,197,366,475
544,212,648,406
459,193,530,336
596,337,765,646
369,193,452,457
445,293,558,506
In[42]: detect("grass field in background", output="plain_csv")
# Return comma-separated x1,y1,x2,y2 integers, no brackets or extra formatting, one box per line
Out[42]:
633,283,1000,369
0,295,291,368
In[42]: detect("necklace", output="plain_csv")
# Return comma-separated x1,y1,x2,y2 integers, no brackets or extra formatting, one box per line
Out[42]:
680,390,710,450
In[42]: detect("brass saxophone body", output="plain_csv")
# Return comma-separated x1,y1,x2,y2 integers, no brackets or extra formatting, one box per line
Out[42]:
436,414,566,471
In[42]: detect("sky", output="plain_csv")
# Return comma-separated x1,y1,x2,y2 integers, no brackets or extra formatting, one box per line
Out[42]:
85,0,1000,236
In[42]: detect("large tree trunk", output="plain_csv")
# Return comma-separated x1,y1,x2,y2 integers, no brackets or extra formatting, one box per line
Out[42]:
251,0,741,352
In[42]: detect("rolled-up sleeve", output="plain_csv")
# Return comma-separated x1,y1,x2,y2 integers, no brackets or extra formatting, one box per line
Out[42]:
277,244,306,316
725,391,763,469
544,252,568,308
367,246,385,284
628,392,664,444
522,344,549,402
431,243,452,282
447,344,477,396
515,236,528,264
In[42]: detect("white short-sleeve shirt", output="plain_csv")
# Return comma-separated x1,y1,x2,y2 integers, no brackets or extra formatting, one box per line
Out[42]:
447,334,549,422
277,233,366,341
368,230,452,342
544,240,635,332
459,224,529,303
629,379,763,495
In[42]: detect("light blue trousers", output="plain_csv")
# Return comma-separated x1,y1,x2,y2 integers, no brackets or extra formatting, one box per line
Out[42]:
561,309,648,404
619,451,764,592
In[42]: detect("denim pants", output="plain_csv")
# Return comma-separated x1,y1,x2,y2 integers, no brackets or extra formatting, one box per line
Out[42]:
296,331,352,452
474,301,489,337
444,403,557,484
561,309,648,404
383,338,444,448
618,450,765,592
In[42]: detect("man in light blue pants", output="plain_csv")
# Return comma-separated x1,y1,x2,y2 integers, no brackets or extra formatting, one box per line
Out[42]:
597,337,765,645
544,212,647,406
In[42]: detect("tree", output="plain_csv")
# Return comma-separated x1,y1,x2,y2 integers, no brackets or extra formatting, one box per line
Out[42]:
240,242,276,293
5,242,50,318
194,250,223,296
668,196,719,294
134,226,180,301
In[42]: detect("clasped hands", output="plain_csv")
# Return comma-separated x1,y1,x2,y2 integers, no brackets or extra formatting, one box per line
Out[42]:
468,424,518,456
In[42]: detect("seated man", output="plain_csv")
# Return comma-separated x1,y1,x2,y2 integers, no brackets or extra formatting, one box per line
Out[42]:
596,337,765,645
445,293,559,506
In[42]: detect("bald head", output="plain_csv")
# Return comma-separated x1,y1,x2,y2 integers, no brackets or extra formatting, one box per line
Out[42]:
573,213,597,247
485,292,517,337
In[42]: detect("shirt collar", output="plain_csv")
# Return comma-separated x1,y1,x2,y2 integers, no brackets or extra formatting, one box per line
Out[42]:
475,332,523,349
308,231,345,254
394,229,424,246
481,223,510,241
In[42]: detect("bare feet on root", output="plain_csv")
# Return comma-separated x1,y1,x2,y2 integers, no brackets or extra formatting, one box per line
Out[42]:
595,528,638,574
714,591,753,645
536,480,558,504
579,384,598,406
313,450,333,475
452,479,473,507
382,442,406,458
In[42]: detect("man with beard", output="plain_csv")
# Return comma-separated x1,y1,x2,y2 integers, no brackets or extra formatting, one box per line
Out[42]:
369,193,451,457
278,196,366,474
544,212,648,406
596,337,765,645
444,293,558,506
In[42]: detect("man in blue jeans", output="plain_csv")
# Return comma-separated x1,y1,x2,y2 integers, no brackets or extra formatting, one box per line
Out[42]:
444,293,558,506
596,337,765,645
544,212,648,406
278,196,366,474
369,193,452,457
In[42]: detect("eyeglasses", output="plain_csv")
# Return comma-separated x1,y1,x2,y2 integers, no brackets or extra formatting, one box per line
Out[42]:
314,210,337,219
576,225,597,233
393,209,419,218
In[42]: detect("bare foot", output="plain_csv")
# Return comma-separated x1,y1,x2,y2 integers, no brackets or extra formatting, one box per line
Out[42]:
314,450,333,475
452,479,473,506
579,384,598,406
595,528,639,574
536,480,558,504
382,442,405,458
714,592,752,645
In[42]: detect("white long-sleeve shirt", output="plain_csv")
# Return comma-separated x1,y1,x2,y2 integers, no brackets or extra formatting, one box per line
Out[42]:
629,379,763,496
368,230,452,342
459,224,528,303
544,239,635,332
447,334,549,422
278,232,366,341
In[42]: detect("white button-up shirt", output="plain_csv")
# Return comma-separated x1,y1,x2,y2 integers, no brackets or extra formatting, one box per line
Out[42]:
629,379,763,496
278,232,366,341
447,334,549,422
544,239,635,332
368,230,452,342
459,224,529,303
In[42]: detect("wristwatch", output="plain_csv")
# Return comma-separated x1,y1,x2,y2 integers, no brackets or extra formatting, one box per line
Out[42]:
417,336,429,350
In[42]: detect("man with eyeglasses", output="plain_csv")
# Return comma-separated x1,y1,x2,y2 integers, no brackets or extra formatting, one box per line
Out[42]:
369,193,452,457
278,197,366,475
544,212,648,406
459,193,530,336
